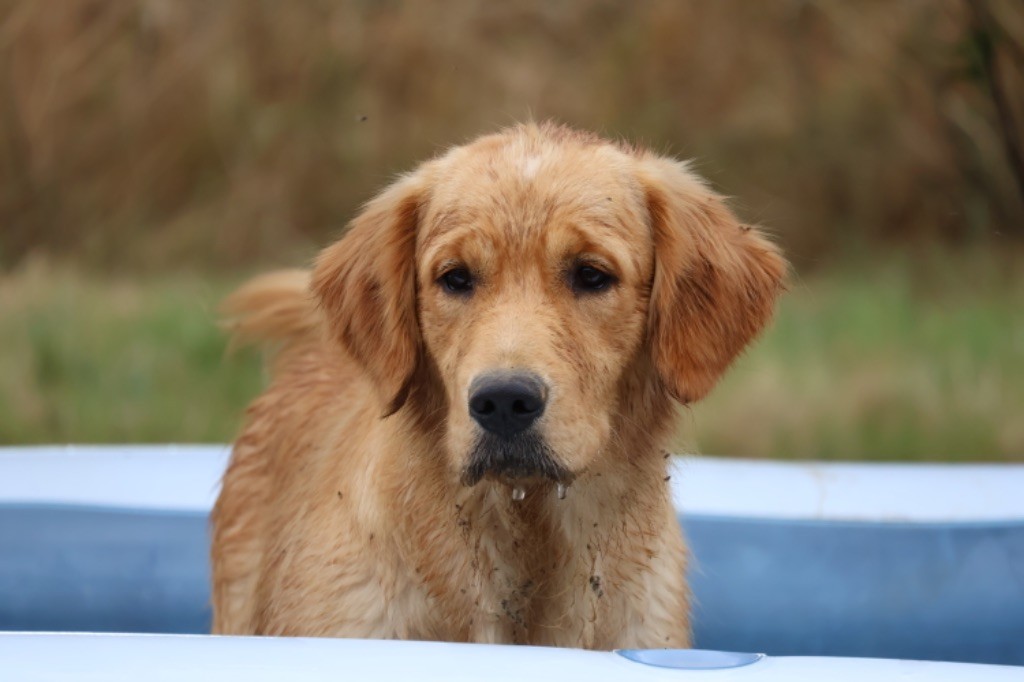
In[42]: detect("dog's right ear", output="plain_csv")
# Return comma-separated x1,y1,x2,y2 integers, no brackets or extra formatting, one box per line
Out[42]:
640,156,787,405
312,172,427,417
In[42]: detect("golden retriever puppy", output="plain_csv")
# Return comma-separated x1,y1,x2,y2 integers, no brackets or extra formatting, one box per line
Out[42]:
211,122,785,648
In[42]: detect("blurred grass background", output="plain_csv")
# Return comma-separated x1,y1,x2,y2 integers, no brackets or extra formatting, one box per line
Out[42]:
1,1,1022,459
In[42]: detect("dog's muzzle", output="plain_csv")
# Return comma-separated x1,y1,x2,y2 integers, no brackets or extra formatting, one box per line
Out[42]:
462,431,571,486
462,371,570,486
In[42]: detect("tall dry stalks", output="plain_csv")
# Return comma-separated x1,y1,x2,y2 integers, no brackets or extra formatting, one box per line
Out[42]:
0,0,1021,270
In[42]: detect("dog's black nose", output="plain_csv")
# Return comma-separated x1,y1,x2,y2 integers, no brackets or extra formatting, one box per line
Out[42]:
468,372,546,438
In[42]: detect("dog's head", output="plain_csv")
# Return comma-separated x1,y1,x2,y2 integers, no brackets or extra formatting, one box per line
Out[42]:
313,124,785,488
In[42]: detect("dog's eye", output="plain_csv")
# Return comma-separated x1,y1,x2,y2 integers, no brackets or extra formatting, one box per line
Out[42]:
572,264,614,293
439,267,473,294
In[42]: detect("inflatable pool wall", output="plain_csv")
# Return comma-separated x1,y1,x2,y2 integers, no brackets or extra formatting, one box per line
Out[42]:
1,633,1021,682
1,446,1022,669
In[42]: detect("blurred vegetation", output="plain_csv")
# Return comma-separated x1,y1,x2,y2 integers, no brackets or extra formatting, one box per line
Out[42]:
0,261,263,444
1,2,1022,458
1,0,1023,270
681,249,1024,461
3,256,1022,460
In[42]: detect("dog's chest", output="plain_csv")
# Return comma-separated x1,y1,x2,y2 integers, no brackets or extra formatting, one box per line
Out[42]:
432,494,615,647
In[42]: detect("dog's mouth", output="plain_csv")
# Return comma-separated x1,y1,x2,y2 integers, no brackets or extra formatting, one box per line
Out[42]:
461,432,574,496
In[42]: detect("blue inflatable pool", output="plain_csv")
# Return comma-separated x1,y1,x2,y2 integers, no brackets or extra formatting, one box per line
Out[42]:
1,445,1021,680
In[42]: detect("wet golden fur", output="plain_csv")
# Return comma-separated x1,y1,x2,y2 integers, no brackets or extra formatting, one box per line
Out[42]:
211,123,786,647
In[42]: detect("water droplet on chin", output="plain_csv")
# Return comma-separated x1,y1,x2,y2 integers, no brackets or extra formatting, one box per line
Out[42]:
512,487,526,502
556,483,567,500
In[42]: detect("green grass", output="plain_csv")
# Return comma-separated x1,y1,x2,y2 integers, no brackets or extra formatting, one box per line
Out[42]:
2,256,1022,461
680,253,1024,461
0,262,263,444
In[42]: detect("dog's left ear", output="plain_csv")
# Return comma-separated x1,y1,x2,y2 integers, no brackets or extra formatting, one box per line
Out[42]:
640,156,787,404
312,172,427,417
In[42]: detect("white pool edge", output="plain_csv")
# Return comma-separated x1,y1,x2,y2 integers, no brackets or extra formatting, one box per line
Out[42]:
1,445,1022,522
0,632,1018,682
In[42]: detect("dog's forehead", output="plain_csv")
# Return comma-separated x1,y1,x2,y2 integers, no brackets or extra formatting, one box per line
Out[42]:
419,135,647,246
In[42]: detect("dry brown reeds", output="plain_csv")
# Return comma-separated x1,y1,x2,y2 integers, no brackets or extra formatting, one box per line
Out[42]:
1,1,1022,271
